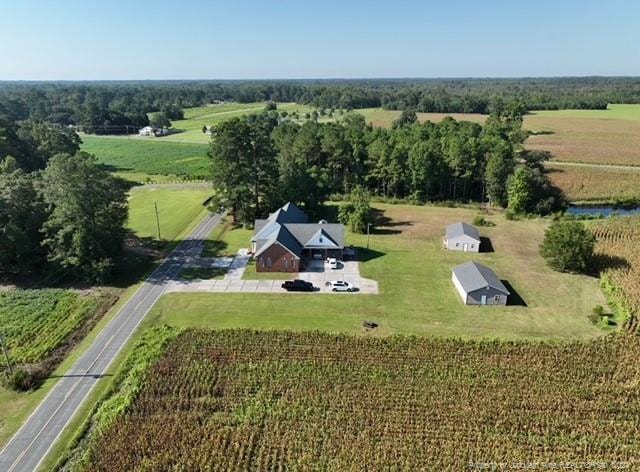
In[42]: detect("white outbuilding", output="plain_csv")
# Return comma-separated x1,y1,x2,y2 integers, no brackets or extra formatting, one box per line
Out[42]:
443,222,481,252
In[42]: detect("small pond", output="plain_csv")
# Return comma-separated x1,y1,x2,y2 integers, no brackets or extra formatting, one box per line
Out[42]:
566,205,640,218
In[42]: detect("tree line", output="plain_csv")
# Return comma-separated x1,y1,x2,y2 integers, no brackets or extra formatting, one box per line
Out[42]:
0,118,128,282
209,105,565,225
2,77,640,133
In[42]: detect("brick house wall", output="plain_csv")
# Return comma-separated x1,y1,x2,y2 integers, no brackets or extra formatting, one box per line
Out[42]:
256,243,299,272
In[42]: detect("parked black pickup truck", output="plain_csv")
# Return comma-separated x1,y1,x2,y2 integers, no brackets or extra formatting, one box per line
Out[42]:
281,279,314,292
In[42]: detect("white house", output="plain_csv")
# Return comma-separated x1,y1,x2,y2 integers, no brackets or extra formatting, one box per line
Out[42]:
138,126,169,137
444,222,481,252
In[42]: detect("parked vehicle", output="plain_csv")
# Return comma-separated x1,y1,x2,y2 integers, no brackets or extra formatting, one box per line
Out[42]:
281,279,314,292
326,280,357,292
328,257,339,269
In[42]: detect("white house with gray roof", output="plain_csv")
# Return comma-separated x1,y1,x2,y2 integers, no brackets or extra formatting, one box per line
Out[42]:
444,222,481,252
251,202,345,272
452,261,509,305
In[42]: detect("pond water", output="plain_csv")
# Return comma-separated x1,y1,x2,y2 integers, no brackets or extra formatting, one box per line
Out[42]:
566,205,640,217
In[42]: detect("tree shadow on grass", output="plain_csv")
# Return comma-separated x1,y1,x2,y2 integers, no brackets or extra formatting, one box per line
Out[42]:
371,209,412,235
355,247,386,263
502,280,527,307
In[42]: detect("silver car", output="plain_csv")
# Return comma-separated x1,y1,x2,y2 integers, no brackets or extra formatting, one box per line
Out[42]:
326,280,357,292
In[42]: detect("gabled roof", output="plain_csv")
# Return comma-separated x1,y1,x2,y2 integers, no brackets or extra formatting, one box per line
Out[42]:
446,222,480,242
254,224,302,258
285,223,344,248
270,202,308,224
452,261,509,295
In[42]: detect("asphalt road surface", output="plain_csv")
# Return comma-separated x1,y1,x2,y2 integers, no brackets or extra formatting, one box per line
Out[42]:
0,211,223,472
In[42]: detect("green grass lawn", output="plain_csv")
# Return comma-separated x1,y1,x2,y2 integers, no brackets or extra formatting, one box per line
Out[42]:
127,186,213,242
169,102,314,143
81,135,210,180
148,204,608,341
202,216,252,257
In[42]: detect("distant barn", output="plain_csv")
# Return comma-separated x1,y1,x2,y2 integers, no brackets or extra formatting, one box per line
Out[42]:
452,261,509,306
444,222,481,252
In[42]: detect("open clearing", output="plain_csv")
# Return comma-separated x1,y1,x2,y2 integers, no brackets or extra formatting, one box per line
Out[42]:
127,186,213,242
148,204,607,340
76,329,640,471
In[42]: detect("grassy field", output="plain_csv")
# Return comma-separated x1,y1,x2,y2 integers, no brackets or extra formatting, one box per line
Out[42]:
355,107,487,127
547,163,640,202
81,135,210,181
127,186,213,242
148,204,607,340
169,102,314,143
75,329,640,471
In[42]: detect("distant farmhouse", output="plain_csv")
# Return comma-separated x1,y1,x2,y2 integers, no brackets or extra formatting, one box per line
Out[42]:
444,222,481,252
452,261,509,306
138,126,169,137
251,203,344,272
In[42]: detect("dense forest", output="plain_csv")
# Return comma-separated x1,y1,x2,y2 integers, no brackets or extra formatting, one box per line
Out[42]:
1,77,640,133
0,117,128,282
209,105,564,224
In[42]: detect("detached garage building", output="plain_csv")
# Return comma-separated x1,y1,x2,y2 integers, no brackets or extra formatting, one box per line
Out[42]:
444,222,481,252
452,261,509,306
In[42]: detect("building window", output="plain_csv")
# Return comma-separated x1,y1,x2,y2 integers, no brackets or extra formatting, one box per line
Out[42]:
319,237,323,243
284,258,288,269
267,257,272,268
455,242,459,247
471,244,474,249
260,258,265,268
494,295,500,302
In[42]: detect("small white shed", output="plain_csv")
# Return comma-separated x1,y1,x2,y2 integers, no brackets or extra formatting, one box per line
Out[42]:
444,222,481,252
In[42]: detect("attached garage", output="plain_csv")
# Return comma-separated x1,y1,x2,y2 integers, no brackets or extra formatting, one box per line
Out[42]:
452,261,509,306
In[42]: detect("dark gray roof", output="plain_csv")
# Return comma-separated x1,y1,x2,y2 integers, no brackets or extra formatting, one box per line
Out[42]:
284,223,344,248
254,224,302,258
452,261,509,294
446,222,480,241
270,202,308,224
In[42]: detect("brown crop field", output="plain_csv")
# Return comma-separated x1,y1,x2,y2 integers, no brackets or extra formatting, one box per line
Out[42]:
80,330,640,471
525,115,640,166
546,164,640,202
592,217,640,332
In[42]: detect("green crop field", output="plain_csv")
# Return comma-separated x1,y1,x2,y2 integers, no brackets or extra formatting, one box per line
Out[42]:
149,203,608,341
0,289,105,369
127,186,214,243
71,329,640,471
80,135,210,181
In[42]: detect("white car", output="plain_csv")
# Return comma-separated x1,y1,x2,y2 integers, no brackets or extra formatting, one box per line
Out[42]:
326,280,357,292
327,257,339,269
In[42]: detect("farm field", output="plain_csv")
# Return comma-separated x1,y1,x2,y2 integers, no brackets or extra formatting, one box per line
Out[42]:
74,329,640,471
547,163,640,202
80,135,210,181
591,216,640,332
127,185,214,243
148,204,607,340
0,289,111,445
355,107,487,127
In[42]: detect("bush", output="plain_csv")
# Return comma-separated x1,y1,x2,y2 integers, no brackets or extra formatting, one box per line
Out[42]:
505,209,518,221
472,215,495,227
5,367,43,391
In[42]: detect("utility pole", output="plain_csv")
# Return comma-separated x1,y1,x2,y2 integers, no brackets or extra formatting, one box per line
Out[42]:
366,223,372,249
0,331,13,375
154,201,161,240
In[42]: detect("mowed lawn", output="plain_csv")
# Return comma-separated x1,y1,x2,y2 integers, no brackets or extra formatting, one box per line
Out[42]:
81,135,210,180
127,186,214,242
148,204,608,341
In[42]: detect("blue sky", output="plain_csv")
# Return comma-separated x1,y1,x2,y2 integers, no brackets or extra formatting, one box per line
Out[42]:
0,0,638,80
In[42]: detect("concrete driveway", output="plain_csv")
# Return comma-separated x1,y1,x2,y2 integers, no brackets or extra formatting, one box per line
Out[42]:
167,255,378,294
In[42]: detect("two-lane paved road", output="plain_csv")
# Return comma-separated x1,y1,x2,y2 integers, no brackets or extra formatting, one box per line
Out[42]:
0,211,223,472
